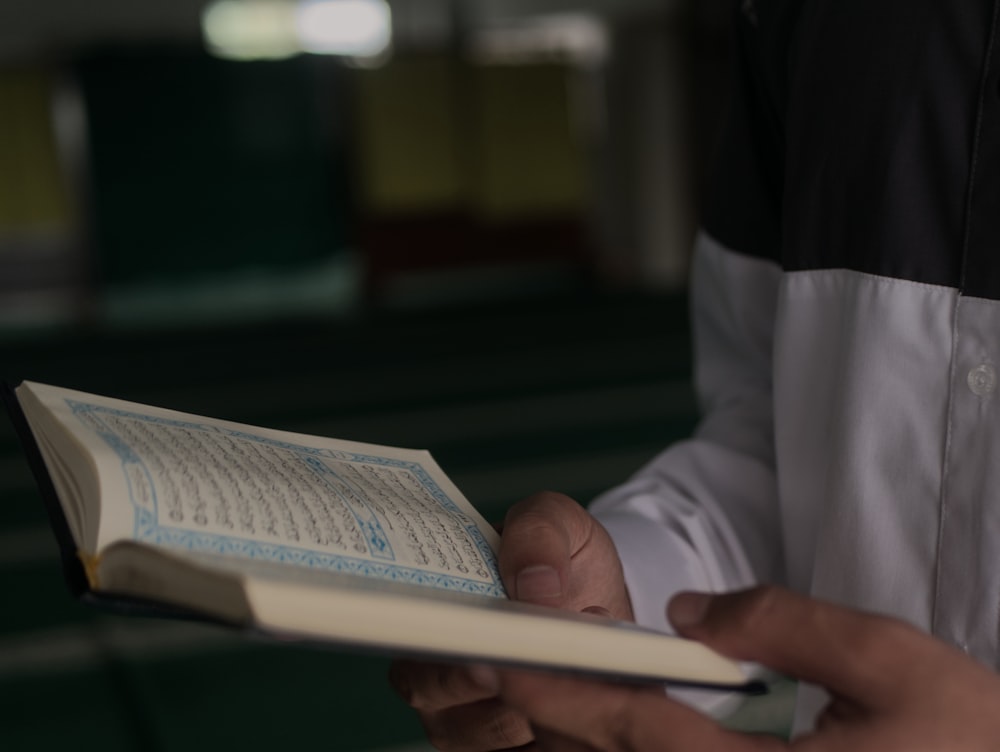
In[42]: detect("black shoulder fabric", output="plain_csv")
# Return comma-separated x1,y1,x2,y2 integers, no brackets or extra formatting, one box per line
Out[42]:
703,0,1000,295
958,1,1000,300
780,0,989,288
702,0,802,264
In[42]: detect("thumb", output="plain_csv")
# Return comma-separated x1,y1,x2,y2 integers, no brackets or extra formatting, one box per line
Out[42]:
667,586,915,703
498,492,592,608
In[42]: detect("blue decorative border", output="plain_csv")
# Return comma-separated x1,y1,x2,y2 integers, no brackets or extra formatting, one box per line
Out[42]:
69,400,505,597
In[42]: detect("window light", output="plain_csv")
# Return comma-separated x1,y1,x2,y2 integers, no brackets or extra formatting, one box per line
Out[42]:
202,0,391,62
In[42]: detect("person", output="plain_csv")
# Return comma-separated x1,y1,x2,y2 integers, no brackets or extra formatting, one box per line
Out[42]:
391,0,1000,747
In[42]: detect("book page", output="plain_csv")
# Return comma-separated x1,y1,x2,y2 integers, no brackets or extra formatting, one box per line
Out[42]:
23,382,505,598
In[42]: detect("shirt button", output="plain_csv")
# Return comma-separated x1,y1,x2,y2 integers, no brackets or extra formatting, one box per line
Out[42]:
967,364,997,396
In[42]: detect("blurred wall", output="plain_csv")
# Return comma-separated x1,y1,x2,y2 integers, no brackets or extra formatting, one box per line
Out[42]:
0,0,732,326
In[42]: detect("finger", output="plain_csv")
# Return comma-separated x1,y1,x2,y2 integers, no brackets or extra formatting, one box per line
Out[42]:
532,727,600,752
668,586,928,702
492,668,784,752
420,698,533,752
499,492,593,608
389,660,498,712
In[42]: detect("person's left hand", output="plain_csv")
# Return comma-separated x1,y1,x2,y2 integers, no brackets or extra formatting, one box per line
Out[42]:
469,586,1000,751
388,491,633,751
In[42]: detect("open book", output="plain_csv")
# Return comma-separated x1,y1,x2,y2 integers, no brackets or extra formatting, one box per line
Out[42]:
4,380,759,692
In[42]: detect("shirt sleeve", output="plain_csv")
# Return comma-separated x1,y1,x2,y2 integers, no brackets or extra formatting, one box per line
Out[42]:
590,231,784,634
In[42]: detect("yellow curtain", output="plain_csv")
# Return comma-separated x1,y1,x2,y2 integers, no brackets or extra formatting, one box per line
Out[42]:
354,56,586,219
0,68,71,236
354,55,467,213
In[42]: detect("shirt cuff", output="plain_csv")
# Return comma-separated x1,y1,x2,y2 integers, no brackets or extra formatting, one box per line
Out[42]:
594,510,716,634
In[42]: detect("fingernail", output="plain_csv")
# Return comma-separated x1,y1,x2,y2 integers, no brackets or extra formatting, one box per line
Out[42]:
668,592,711,628
467,664,500,692
516,566,562,601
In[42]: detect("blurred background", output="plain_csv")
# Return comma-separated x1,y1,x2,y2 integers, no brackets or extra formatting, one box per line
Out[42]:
0,0,732,325
0,0,794,749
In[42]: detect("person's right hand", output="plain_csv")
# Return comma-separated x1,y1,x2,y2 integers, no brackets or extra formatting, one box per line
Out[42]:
388,491,634,751
481,586,1000,751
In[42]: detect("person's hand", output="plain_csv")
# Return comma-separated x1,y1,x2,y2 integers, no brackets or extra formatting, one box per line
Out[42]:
474,585,1000,751
388,491,633,751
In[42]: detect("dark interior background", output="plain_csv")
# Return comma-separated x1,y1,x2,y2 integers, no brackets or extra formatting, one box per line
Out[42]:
0,1,795,749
